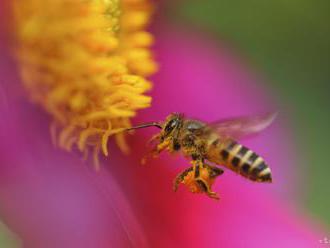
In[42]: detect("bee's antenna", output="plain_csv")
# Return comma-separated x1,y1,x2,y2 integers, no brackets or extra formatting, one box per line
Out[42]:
125,122,162,131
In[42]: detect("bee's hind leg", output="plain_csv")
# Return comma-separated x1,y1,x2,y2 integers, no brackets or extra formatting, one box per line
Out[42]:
173,166,194,192
172,159,205,193
194,161,224,200
172,159,224,200
204,164,224,178
195,179,220,200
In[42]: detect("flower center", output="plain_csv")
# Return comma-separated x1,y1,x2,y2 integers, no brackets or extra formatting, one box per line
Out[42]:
12,0,158,169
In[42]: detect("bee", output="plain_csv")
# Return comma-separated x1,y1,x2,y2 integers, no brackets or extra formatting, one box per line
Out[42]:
126,112,276,200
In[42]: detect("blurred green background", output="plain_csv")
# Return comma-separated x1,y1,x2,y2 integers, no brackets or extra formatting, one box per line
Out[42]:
0,222,20,248
173,0,330,226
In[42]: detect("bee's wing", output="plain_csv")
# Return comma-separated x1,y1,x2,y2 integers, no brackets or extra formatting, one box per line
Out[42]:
210,112,277,140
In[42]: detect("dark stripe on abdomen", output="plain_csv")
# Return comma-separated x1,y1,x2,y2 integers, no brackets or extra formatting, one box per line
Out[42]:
220,140,237,162
220,141,272,183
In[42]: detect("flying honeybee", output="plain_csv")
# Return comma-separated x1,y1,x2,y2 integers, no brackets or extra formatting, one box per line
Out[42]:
126,112,276,200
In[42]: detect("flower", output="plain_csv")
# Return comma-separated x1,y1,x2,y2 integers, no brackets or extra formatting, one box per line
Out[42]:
12,0,158,168
0,0,327,247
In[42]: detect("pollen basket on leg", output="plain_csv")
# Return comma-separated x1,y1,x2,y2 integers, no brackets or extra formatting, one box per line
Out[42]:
13,0,158,162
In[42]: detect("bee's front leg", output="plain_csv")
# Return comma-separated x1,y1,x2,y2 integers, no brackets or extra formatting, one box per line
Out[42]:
147,133,160,146
141,138,171,164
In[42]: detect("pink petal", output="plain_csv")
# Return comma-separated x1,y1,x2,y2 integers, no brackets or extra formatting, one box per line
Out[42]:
0,2,326,247
125,24,326,247
0,40,147,248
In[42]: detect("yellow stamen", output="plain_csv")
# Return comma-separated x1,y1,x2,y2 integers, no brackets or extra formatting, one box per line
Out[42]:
93,144,101,171
12,0,158,163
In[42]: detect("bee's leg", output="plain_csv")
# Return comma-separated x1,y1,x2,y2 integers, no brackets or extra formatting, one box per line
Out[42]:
147,133,160,146
193,160,223,200
191,159,218,198
173,166,194,192
141,145,160,164
205,164,224,199
204,164,224,178
195,179,220,200
190,158,203,178
141,138,171,164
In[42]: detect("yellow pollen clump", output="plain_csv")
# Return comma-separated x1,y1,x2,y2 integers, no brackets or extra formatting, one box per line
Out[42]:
13,0,158,169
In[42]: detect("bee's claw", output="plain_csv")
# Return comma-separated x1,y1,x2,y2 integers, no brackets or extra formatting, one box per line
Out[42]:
173,183,179,192
172,177,179,192
207,191,220,200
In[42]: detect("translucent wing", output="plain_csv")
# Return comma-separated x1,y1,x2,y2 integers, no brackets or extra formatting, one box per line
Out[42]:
210,112,277,140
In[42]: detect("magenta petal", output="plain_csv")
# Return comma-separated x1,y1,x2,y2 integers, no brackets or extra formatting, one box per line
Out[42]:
103,141,325,248
125,24,326,247
0,3,326,247
0,52,147,247
0,112,148,247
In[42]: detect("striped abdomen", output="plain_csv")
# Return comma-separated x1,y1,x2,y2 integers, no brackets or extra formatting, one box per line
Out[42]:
219,140,272,182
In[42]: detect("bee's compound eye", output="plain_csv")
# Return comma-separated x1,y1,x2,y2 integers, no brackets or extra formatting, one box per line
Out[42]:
165,119,178,132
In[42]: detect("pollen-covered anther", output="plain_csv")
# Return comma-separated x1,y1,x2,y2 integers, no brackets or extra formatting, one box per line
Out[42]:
13,0,157,168
77,32,119,53
128,32,154,47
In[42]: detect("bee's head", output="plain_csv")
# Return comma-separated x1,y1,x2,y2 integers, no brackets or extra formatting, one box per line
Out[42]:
124,113,183,139
161,113,184,137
